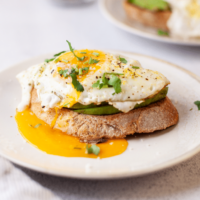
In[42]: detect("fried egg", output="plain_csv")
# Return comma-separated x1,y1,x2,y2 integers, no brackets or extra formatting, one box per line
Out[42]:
17,50,170,113
167,0,200,38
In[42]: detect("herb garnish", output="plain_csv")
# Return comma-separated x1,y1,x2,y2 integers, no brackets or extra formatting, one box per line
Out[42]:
92,52,99,57
59,69,69,78
194,101,200,110
29,124,42,128
45,51,66,63
79,67,89,75
80,52,86,54
86,144,100,156
132,66,140,69
88,57,99,64
92,72,123,94
54,51,66,57
44,58,54,63
157,30,169,36
66,40,85,61
62,59,69,63
58,66,89,92
54,57,60,63
119,56,127,64
70,72,84,92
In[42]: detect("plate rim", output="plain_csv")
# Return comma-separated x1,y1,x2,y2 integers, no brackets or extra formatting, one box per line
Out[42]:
99,0,200,46
1,51,200,180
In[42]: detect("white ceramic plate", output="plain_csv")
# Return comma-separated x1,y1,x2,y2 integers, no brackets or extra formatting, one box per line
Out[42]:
1,51,200,179
99,0,200,46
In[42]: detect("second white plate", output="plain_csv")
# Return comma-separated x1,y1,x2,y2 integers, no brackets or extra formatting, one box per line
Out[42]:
99,0,200,46
1,51,200,179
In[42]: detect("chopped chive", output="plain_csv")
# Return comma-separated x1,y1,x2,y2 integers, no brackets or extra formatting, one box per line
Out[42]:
62,59,69,63
88,57,99,65
54,57,60,63
79,68,83,75
92,52,99,57
63,103,69,107
84,61,89,64
119,56,127,64
74,65,79,72
54,51,66,57
157,29,169,36
132,66,140,69
66,40,85,61
80,52,87,54
29,124,42,128
45,58,54,63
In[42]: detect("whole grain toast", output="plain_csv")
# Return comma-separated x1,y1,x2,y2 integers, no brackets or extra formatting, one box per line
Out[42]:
30,89,178,143
123,0,171,30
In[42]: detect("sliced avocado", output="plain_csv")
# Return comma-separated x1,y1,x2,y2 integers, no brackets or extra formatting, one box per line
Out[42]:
134,87,168,109
128,0,169,11
69,102,108,110
69,87,168,115
73,105,120,115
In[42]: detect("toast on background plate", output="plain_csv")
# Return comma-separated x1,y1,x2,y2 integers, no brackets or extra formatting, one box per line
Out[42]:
123,0,200,38
123,0,171,31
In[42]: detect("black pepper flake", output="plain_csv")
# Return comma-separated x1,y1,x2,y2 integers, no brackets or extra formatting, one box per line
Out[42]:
42,106,45,108
66,82,68,84
51,69,54,74
128,96,130,98
96,76,98,79
146,78,149,80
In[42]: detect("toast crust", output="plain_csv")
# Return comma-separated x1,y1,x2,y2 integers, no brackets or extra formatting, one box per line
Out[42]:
30,88,179,143
123,0,171,30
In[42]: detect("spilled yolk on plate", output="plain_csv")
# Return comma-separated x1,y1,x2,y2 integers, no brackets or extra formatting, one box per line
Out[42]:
15,109,128,159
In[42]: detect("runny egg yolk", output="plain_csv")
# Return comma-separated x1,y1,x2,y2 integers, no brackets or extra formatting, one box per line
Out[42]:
58,49,105,82
56,49,106,108
15,109,128,159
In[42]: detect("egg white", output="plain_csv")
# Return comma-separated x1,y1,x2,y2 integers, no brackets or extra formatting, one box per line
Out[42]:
167,0,200,38
17,52,170,113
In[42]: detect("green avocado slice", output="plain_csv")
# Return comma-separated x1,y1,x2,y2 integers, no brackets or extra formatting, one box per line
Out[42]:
73,105,120,115
134,86,168,109
69,102,108,110
69,87,168,115
128,0,169,11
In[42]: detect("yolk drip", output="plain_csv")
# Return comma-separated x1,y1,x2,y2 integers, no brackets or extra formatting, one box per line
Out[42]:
15,109,128,159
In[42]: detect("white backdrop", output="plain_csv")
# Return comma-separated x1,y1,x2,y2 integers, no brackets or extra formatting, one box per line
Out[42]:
1,0,200,199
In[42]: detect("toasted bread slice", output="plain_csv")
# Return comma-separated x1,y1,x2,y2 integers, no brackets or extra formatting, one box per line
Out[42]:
30,88,178,143
123,0,171,30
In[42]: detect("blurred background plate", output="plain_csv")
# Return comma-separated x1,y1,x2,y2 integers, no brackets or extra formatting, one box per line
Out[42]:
1,51,200,179
99,0,200,46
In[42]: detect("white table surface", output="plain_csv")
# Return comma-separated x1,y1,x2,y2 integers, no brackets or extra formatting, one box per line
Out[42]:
1,0,200,199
